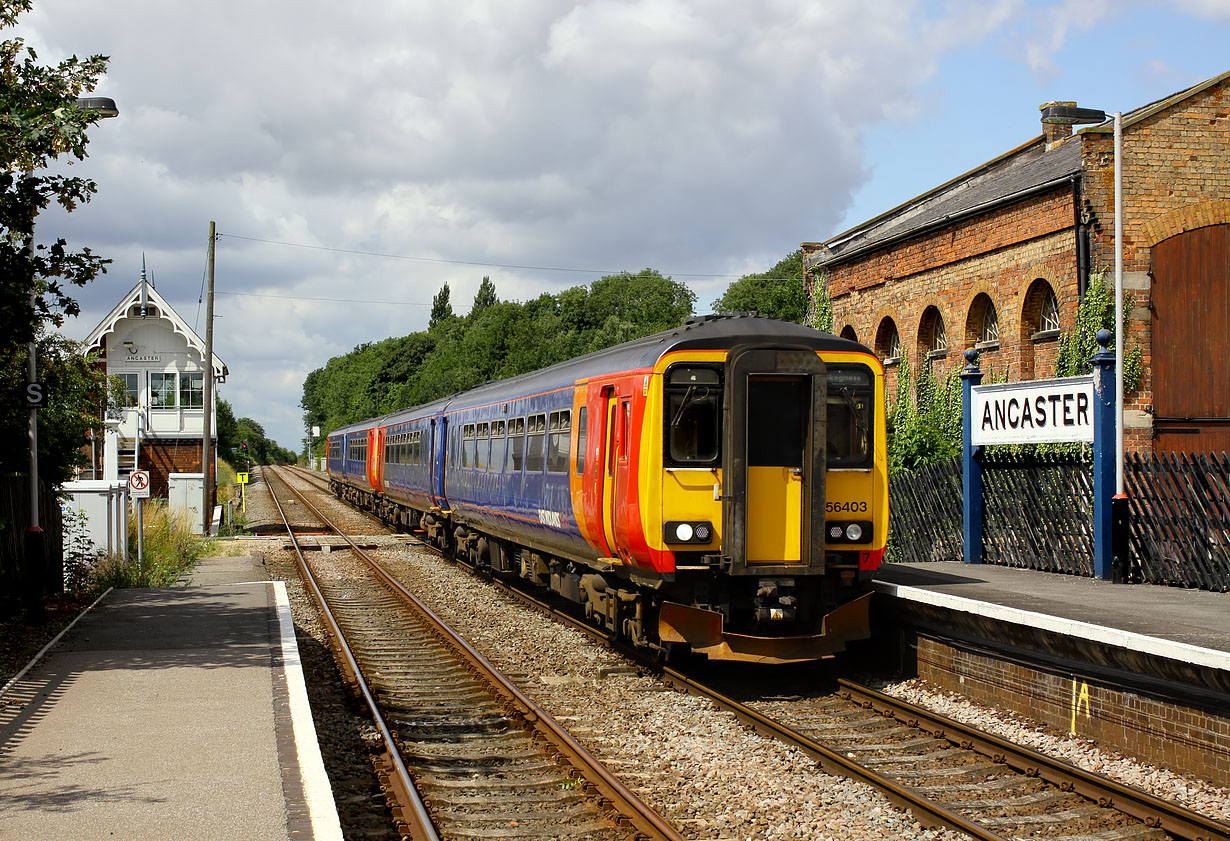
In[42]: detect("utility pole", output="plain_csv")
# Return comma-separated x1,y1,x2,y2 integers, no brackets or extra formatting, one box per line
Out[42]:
201,221,216,535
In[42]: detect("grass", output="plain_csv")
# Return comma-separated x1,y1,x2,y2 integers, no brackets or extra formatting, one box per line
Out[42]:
85,500,215,589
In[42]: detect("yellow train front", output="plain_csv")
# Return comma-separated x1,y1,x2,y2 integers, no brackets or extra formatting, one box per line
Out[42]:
567,314,888,664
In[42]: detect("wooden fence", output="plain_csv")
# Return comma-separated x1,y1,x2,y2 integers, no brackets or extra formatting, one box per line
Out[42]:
886,451,1230,592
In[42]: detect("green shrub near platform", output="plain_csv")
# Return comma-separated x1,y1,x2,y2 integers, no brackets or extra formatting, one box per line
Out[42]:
85,501,213,590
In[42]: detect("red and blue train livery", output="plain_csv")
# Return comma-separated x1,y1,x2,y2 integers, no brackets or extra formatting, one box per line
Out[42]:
327,313,887,663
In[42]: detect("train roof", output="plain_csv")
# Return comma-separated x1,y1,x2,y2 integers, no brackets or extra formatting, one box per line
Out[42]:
329,314,872,434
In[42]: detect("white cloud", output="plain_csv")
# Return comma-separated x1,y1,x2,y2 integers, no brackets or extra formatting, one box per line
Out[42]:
17,0,1019,448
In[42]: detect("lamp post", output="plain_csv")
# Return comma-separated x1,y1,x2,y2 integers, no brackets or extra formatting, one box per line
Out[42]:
24,95,119,620
1040,103,1127,579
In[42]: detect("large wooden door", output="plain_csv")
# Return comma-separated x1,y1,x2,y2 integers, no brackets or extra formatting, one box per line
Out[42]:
1152,224,1230,454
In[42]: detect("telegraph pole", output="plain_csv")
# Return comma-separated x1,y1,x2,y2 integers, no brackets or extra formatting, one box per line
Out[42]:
201,221,216,535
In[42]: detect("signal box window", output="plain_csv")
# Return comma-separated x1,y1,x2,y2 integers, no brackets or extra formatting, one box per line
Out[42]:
118,373,138,406
150,372,177,407
526,414,547,472
665,365,721,466
547,410,570,473
180,373,204,409
826,366,874,467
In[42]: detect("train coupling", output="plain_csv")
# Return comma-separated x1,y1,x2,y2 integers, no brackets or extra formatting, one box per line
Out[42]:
754,577,797,623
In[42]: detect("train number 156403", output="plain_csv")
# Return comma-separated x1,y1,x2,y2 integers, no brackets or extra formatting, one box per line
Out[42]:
825,501,868,513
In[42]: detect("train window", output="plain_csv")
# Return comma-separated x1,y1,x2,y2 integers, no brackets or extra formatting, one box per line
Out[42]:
526,413,547,472
547,410,570,473
476,423,489,470
461,424,475,468
411,430,421,465
620,401,631,461
664,364,722,466
826,365,874,467
576,407,587,475
489,420,506,472
509,417,526,471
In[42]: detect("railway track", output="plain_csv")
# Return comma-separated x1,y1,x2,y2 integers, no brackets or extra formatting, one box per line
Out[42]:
281,466,1229,841
263,467,682,841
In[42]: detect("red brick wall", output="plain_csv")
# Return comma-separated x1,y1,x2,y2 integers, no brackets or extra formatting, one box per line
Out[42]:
820,187,1079,399
142,440,212,500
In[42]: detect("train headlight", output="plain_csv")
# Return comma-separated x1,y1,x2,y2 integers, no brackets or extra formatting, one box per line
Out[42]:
664,521,714,544
826,521,873,544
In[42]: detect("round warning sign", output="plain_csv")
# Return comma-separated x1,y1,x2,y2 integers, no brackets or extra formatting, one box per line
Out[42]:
128,470,151,499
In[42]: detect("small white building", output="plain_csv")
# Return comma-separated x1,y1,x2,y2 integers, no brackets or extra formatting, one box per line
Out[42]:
78,272,227,502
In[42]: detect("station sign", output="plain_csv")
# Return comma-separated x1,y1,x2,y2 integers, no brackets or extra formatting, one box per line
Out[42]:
128,470,152,499
971,375,1095,446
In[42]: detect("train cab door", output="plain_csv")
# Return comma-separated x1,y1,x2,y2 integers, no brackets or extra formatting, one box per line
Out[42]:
600,390,620,556
430,416,448,508
724,349,827,573
367,426,385,492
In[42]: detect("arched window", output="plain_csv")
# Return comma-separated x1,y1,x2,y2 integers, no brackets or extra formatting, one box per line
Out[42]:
1040,289,1060,332
919,306,947,359
875,317,901,363
967,294,999,349
840,325,858,343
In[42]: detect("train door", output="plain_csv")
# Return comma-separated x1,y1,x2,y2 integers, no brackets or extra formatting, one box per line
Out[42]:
724,348,827,574
601,389,620,557
367,426,385,492
430,416,448,508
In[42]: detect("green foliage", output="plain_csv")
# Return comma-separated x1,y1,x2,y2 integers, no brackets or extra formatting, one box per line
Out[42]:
711,249,807,323
1,0,111,349
809,268,834,333
301,270,696,435
1054,270,1143,393
0,334,118,483
429,282,454,330
83,500,212,590
0,2,113,485
885,358,963,474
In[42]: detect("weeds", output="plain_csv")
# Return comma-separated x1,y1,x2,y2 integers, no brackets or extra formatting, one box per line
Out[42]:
86,500,213,590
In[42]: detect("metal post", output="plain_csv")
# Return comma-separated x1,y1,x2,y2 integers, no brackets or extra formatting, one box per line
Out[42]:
135,409,143,565
201,221,216,535
1111,111,1130,579
22,172,45,621
961,349,984,565
1091,330,1116,580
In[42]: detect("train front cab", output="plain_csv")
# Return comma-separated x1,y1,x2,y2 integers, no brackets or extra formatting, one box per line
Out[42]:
650,344,886,663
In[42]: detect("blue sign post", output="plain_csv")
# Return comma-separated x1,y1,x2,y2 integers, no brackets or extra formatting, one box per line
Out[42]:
961,349,984,565
961,336,1118,579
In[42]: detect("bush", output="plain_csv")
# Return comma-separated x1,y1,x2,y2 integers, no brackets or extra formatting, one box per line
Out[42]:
86,501,213,589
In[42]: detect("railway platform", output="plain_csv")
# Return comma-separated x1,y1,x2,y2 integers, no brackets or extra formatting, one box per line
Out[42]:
0,555,342,841
871,560,1230,781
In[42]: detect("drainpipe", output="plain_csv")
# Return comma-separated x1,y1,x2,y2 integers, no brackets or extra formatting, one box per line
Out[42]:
1072,175,1089,299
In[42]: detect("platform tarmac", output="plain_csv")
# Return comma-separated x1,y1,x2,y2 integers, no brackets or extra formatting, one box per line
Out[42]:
874,560,1230,677
0,555,342,841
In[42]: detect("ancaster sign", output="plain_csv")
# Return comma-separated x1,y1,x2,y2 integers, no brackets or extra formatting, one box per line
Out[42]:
971,375,1096,446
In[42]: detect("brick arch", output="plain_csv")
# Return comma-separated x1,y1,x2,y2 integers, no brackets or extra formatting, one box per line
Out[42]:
871,309,902,360
1141,199,1230,248
1019,278,1060,380
839,324,858,344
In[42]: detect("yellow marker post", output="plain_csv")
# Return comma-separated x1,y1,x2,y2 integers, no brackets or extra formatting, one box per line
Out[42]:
237,472,249,513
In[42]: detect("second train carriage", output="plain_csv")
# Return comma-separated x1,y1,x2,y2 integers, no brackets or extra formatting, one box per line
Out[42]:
327,314,887,663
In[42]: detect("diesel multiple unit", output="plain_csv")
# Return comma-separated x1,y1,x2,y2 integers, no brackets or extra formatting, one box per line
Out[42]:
327,314,887,663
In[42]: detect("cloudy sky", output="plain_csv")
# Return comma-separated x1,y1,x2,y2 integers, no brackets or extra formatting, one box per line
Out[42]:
16,0,1230,452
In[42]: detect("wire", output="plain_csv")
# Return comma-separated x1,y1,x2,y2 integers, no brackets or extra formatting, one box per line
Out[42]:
217,289,428,306
216,232,745,279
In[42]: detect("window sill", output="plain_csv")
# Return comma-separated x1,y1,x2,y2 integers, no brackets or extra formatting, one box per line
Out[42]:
974,340,1000,352
926,349,949,360
883,355,901,367
1031,328,1061,342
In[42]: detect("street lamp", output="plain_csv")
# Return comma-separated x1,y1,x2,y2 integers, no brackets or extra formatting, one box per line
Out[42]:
24,95,119,620
1040,103,1127,578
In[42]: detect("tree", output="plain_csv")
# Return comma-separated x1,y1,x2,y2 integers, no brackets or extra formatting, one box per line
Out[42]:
471,276,498,316
0,1,112,483
429,282,454,330
711,249,807,323
1,0,111,350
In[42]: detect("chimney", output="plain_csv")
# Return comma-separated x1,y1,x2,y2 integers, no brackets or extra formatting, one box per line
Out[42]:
1040,100,1077,149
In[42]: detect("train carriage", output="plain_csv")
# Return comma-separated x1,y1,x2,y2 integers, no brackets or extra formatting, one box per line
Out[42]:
327,314,887,663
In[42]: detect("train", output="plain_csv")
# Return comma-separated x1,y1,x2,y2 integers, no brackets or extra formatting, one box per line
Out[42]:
326,313,887,664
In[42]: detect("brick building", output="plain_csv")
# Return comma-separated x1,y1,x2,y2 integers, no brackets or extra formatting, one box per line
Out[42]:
803,68,1230,455
79,272,228,502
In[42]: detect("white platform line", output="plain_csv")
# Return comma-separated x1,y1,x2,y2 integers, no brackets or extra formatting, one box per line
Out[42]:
874,580,1230,672
272,580,344,841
